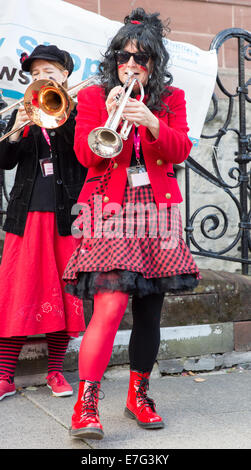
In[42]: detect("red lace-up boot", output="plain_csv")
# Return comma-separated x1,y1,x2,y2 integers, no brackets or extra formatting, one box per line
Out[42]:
70,380,104,440
124,370,164,429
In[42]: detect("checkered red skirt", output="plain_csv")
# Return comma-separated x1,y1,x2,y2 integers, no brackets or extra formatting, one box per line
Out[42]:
63,182,201,299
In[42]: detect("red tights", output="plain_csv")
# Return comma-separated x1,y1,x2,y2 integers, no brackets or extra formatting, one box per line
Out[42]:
78,291,129,382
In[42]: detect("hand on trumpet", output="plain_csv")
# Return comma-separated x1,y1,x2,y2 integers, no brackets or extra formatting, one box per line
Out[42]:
122,98,160,139
105,71,134,116
8,105,32,142
105,86,125,116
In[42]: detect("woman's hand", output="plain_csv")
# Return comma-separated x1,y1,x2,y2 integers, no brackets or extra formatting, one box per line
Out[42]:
8,106,31,142
105,86,125,115
123,98,160,139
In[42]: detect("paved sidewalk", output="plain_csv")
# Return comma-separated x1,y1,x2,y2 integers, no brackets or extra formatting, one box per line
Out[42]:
1,366,251,452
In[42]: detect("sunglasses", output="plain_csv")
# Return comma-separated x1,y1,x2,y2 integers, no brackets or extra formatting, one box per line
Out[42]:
114,50,150,66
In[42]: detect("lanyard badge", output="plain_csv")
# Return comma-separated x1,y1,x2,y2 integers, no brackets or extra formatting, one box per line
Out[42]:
126,132,150,188
39,128,54,177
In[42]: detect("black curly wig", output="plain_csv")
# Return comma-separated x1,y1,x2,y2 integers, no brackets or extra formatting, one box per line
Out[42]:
98,8,173,115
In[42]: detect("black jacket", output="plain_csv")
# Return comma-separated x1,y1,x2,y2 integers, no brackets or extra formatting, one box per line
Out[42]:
0,108,87,236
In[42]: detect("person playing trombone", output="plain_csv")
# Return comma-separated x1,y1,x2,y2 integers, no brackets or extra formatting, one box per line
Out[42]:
63,8,201,440
0,45,86,401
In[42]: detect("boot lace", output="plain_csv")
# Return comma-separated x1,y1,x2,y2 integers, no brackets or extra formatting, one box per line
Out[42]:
136,376,156,412
0,373,13,384
80,381,104,420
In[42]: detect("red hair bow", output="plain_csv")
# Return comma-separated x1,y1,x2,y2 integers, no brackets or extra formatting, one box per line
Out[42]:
21,53,29,63
131,20,141,24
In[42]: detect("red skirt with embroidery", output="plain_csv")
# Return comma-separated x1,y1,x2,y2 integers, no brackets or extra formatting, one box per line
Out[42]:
64,183,201,299
0,212,85,338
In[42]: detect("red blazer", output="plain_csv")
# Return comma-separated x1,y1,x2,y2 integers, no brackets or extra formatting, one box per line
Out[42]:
74,85,192,209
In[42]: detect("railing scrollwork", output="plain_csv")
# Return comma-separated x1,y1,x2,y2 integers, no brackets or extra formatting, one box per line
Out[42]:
185,28,251,274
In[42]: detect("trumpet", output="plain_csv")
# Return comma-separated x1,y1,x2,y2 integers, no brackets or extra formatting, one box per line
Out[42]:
0,75,99,142
88,72,144,158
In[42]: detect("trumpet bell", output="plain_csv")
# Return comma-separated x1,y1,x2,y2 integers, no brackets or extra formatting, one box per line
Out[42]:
88,75,144,158
24,79,72,129
88,127,123,158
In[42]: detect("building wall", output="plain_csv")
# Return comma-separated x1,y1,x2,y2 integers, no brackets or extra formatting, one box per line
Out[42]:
64,0,251,73
64,1,251,98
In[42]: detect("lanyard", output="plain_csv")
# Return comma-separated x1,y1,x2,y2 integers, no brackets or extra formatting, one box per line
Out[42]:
133,131,141,167
41,128,52,155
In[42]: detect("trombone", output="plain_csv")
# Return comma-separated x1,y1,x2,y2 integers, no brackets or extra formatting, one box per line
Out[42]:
0,75,99,142
88,72,144,158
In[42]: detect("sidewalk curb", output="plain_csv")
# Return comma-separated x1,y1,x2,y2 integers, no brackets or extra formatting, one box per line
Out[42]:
15,321,251,387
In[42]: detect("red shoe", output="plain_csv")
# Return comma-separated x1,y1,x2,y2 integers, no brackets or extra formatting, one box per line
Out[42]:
70,380,104,440
124,370,164,429
46,372,73,397
0,375,16,401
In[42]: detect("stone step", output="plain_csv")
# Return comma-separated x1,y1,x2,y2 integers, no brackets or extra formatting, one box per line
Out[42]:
8,268,251,385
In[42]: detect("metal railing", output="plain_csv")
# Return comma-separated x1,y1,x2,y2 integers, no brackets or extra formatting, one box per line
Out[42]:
185,28,251,275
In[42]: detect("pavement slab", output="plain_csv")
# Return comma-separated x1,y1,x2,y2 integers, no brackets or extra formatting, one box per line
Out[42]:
1,368,251,453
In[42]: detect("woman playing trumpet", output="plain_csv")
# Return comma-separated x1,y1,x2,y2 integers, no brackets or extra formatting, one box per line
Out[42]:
63,8,200,439
0,45,86,401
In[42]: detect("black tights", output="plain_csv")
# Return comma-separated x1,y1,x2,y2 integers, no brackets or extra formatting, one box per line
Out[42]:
129,293,164,374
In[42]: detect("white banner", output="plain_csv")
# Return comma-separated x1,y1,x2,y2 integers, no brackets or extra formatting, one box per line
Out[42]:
0,0,217,146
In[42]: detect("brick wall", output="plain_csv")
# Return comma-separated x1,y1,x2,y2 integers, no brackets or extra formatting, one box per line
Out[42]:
64,0,251,73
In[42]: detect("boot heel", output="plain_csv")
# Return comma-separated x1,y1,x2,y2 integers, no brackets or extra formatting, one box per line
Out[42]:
70,426,104,440
124,407,136,420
